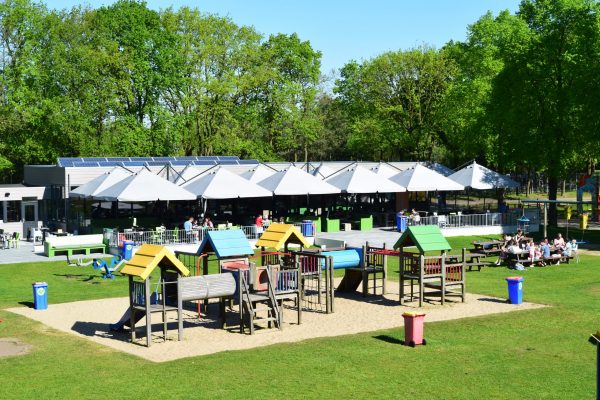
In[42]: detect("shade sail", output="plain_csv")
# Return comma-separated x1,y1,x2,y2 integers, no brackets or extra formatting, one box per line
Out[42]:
326,165,405,193
449,161,519,190
258,166,341,195
94,169,197,201
183,167,272,199
389,164,464,192
312,163,337,179
69,168,132,199
370,163,404,178
240,164,277,183
172,166,205,184
425,162,455,177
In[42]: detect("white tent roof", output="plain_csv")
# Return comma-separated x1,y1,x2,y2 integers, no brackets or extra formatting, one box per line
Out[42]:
389,164,464,192
94,169,197,201
312,163,337,179
69,168,132,199
370,163,405,178
173,166,205,184
326,165,406,193
449,161,519,189
183,168,272,199
240,164,277,183
425,162,455,177
258,166,341,195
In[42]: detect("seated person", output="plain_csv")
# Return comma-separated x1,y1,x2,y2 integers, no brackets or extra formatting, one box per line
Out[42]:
540,241,551,259
514,229,524,243
411,209,421,224
562,239,577,257
203,217,214,228
553,233,566,251
183,216,194,232
506,240,522,255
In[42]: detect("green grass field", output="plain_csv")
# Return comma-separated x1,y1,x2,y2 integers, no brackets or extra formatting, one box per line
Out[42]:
0,235,598,399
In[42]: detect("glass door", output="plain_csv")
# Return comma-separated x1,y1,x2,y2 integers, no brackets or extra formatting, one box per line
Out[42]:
22,201,38,238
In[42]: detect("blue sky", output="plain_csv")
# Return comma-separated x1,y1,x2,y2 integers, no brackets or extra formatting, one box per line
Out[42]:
43,0,522,74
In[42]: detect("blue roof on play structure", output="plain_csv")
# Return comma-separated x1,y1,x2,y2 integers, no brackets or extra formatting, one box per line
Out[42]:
197,229,254,258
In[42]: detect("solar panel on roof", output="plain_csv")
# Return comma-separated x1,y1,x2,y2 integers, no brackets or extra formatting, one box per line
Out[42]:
218,160,239,165
218,156,239,161
73,162,100,167
170,161,192,166
197,156,219,161
193,160,217,165
238,160,259,165
82,157,107,162
122,161,146,167
59,157,83,162
133,157,153,161
60,161,75,167
98,161,122,167
107,157,131,162
152,157,173,161
175,156,197,161
147,161,170,166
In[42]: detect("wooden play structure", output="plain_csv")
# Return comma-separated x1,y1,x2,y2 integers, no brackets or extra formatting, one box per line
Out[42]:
113,244,190,347
175,229,301,334
336,242,388,297
394,226,466,307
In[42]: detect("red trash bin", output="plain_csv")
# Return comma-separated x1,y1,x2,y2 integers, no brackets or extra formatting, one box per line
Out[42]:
402,312,426,347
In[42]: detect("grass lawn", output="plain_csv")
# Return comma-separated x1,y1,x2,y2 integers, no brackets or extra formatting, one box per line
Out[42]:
0,235,598,399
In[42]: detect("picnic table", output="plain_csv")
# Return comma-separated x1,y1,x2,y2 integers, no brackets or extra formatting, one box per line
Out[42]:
464,252,493,271
471,240,504,256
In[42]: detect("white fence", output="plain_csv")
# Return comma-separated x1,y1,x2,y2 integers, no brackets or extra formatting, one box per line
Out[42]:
108,222,307,247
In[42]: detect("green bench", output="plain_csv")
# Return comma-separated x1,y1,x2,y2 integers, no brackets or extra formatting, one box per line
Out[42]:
44,234,106,258
353,215,373,231
321,218,340,232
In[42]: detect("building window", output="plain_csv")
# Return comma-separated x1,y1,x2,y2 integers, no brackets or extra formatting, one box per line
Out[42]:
6,201,21,222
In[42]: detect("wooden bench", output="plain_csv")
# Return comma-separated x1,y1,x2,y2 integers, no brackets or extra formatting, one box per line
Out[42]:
44,234,106,257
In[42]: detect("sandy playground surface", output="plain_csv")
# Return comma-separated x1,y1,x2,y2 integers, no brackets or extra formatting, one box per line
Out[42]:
8,283,545,363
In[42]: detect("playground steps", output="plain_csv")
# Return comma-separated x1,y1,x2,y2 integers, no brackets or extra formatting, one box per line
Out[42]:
240,269,281,334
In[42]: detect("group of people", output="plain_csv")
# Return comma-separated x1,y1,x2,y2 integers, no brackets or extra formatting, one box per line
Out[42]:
184,216,214,232
496,229,578,266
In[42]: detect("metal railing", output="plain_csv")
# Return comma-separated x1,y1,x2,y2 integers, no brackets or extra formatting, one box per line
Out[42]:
407,209,540,229
108,222,310,247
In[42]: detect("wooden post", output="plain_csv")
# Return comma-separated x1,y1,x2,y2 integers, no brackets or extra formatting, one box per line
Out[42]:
382,242,387,295
399,249,405,305
329,256,335,313
361,244,368,297
177,275,183,341
128,276,135,342
161,278,167,342
145,279,151,347
441,252,446,305
461,248,466,302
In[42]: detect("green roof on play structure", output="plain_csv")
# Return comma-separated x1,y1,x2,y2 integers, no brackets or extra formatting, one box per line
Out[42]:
196,229,254,258
393,225,451,253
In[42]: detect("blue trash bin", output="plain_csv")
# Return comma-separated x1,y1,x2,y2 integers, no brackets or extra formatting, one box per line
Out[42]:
396,215,408,232
32,282,48,310
301,220,314,237
122,240,134,260
506,276,524,304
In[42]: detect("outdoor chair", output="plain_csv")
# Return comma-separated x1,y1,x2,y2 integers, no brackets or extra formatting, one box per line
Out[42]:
172,227,180,243
8,232,20,248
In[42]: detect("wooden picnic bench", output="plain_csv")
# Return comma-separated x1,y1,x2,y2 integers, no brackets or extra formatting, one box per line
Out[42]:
471,240,503,256
464,252,493,271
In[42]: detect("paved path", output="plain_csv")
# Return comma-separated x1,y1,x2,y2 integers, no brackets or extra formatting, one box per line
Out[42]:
316,227,402,248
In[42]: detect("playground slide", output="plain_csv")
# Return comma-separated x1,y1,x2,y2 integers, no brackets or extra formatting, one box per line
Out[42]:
337,269,363,292
109,309,144,331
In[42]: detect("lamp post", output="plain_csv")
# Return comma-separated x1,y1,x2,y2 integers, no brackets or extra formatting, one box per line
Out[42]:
590,331,600,400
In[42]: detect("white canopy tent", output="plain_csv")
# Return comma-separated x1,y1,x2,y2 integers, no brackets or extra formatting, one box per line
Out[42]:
389,164,464,192
69,168,132,199
311,163,337,179
326,165,406,193
449,161,519,189
370,162,405,178
93,169,197,202
240,164,277,183
424,162,455,177
183,167,272,199
258,166,341,195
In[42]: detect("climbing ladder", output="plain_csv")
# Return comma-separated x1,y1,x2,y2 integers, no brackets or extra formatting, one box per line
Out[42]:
239,267,281,334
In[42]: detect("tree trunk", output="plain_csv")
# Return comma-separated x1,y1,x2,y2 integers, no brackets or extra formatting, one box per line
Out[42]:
548,176,558,226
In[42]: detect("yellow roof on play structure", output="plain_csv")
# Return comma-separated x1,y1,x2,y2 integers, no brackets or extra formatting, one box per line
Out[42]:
120,244,190,280
255,223,310,250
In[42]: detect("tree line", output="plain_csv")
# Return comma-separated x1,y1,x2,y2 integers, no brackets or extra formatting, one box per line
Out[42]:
1,0,599,221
